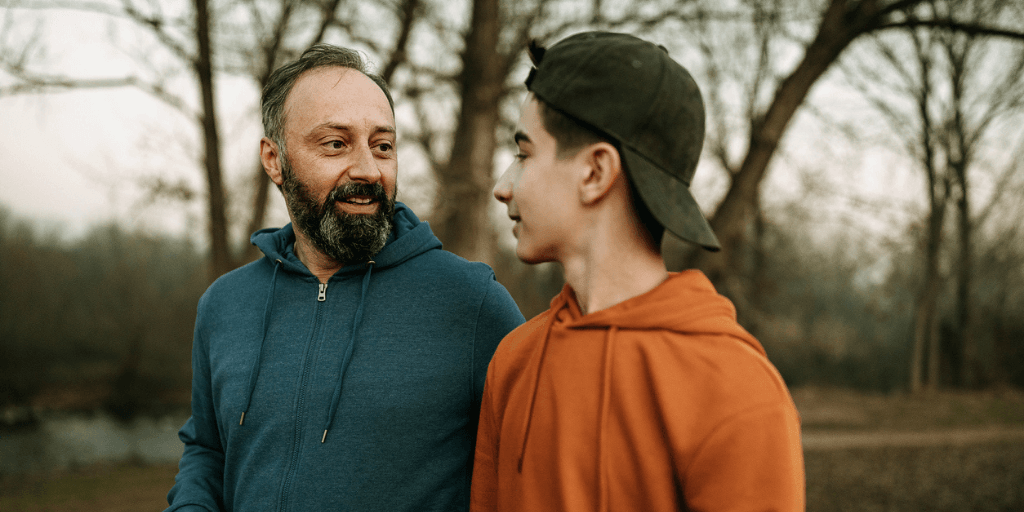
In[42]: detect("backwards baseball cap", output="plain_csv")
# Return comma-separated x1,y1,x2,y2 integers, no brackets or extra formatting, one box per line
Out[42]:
525,31,720,251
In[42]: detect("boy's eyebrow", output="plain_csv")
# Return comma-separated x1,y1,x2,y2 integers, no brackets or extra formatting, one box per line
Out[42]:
513,131,530,145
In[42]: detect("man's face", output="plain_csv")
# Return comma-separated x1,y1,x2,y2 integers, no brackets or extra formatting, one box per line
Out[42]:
276,66,398,264
493,96,581,264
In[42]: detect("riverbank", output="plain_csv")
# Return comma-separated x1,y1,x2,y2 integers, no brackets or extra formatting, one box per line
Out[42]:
0,410,189,474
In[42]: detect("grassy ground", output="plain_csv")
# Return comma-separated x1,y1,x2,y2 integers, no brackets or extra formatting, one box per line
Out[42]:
0,460,178,512
806,440,1024,512
2,386,1023,511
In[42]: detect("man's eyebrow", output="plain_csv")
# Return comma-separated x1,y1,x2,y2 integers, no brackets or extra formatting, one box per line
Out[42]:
513,131,530,145
308,123,396,138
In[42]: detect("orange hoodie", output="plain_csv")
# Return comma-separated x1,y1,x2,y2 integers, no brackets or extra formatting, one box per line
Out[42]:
471,270,804,512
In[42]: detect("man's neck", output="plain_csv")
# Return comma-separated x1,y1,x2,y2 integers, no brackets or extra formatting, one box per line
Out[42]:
294,235,343,284
560,228,668,316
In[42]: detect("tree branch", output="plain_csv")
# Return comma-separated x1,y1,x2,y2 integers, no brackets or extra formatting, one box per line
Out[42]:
877,19,1024,41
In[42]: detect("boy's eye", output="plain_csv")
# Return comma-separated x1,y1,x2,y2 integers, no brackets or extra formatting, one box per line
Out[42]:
514,152,527,161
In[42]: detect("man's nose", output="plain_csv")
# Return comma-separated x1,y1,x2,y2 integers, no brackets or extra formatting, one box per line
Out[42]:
348,145,382,183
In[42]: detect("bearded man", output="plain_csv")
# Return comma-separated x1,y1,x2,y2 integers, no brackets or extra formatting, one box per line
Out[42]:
165,44,525,512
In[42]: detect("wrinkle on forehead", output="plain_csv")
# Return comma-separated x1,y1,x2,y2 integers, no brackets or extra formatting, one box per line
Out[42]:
283,67,394,140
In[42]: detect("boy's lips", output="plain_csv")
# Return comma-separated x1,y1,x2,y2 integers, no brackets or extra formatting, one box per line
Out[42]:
509,215,521,238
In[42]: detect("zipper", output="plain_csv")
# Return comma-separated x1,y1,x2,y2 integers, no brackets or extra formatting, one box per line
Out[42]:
279,283,328,510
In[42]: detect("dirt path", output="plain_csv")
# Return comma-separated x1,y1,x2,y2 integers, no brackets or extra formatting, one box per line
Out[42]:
802,425,1024,451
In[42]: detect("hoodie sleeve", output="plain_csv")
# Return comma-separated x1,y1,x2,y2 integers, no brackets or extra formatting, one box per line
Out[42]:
470,360,500,512
469,275,521,512
471,275,524,402
683,401,805,512
165,309,225,512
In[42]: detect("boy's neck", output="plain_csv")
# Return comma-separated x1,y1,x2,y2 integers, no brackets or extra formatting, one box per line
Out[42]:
561,228,668,316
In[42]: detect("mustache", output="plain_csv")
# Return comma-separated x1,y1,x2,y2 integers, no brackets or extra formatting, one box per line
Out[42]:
323,182,388,210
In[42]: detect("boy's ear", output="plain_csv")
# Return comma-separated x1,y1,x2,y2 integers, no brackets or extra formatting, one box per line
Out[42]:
260,137,285,186
578,142,624,205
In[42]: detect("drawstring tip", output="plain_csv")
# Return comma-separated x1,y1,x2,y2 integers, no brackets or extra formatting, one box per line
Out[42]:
239,412,246,425
322,430,328,443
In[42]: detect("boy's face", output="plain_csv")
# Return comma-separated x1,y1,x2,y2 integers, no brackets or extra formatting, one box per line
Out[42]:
493,96,582,264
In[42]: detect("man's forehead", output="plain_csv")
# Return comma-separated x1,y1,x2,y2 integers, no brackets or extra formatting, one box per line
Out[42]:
284,67,394,131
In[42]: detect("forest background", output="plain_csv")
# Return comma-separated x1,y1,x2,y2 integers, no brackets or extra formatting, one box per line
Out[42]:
2,0,1024,424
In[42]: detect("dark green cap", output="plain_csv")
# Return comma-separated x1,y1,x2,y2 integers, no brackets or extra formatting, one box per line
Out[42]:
526,31,720,251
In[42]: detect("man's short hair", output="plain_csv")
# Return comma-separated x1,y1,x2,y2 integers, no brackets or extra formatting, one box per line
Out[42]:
537,99,665,247
261,44,395,160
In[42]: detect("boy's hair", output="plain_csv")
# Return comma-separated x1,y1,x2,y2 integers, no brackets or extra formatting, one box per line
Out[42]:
538,99,665,247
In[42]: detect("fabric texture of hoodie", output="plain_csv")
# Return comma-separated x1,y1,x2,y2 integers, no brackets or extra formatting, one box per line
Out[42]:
166,203,525,512
471,270,804,512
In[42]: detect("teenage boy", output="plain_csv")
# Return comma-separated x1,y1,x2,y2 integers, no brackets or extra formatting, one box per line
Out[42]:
471,32,805,512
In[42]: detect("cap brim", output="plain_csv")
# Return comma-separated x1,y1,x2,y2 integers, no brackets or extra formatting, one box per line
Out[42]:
621,147,721,251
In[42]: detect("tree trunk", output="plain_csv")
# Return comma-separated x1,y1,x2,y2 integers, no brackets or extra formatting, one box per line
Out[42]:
195,0,231,281
431,0,502,264
953,154,974,386
948,47,975,388
687,0,878,287
912,208,946,394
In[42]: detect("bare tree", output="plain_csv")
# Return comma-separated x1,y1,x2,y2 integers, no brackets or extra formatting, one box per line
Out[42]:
1,0,242,279
841,0,1024,392
675,0,1024,311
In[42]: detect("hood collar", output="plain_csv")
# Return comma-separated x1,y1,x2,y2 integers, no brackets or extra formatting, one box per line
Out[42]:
249,202,442,276
516,270,762,481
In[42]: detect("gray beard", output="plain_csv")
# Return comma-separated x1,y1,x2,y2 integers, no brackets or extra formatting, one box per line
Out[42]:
281,159,395,266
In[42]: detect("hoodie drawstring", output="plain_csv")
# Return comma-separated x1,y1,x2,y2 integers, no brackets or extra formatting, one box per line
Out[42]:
514,304,618,512
240,259,282,426
322,261,375,443
517,309,560,472
596,326,617,512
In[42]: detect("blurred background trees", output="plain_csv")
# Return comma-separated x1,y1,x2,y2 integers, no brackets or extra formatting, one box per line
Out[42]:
1,0,1024,418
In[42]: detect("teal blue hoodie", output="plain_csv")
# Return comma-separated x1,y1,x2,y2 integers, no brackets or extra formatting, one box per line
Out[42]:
166,203,524,511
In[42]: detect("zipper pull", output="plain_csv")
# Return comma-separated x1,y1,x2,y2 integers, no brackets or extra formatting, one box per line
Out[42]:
318,283,328,302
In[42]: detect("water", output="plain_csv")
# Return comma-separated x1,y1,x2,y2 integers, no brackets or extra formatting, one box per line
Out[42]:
0,411,189,474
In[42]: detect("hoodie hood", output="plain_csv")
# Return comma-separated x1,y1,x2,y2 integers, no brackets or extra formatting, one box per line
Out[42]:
249,201,442,275
514,270,765,496
552,270,762,353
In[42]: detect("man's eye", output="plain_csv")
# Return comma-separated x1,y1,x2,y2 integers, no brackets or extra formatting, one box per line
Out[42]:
377,142,394,152
325,140,345,150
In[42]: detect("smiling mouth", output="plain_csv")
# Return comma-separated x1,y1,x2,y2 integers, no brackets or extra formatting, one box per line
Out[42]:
340,196,377,205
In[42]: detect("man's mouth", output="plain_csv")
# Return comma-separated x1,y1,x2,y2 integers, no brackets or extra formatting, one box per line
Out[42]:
340,196,377,205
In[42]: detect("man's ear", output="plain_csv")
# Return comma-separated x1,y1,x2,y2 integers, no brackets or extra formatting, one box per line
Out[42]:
578,142,624,205
260,137,285,187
